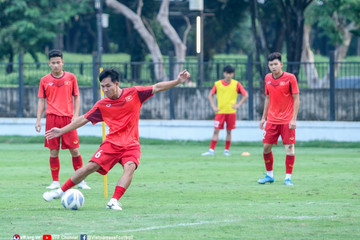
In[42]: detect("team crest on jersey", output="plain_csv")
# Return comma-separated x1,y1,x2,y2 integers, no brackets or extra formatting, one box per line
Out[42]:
106,104,111,107
48,82,54,86
125,95,133,102
65,81,70,85
267,81,271,85
280,81,285,85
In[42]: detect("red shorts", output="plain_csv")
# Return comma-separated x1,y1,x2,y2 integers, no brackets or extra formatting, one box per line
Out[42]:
45,114,79,150
263,122,296,145
90,141,141,175
214,113,236,130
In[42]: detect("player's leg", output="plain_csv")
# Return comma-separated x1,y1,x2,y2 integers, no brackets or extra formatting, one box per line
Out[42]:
107,146,140,211
107,161,137,211
202,114,224,156
42,162,100,201
258,123,279,184
46,149,61,189
280,124,296,185
69,148,91,189
224,113,236,156
224,129,232,156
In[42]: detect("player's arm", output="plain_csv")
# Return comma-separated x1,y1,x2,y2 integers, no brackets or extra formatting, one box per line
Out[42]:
152,70,190,94
233,91,249,109
289,93,300,129
208,91,219,112
35,98,45,132
260,95,270,130
45,115,89,140
73,94,80,120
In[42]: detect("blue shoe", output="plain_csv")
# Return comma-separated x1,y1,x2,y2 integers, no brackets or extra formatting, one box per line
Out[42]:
257,175,274,184
284,178,294,186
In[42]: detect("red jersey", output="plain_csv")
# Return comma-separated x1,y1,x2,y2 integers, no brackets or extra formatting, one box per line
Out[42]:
38,71,80,117
264,71,299,124
84,86,154,147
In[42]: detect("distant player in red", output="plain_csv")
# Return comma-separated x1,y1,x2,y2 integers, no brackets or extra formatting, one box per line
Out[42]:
202,65,248,156
42,68,191,210
35,49,90,190
258,52,300,186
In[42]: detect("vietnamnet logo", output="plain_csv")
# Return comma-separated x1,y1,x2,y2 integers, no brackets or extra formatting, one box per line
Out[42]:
13,235,20,240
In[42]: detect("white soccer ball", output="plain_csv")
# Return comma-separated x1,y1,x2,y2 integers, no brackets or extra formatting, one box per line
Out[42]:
61,189,84,210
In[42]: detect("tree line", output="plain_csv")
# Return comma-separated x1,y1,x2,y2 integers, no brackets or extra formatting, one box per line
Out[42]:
1,0,360,82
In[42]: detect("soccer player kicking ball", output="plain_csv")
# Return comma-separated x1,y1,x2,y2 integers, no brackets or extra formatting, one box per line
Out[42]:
258,52,300,186
43,68,190,210
202,65,248,156
35,49,90,190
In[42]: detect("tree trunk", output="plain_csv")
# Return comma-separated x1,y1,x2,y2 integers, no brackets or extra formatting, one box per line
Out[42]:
301,21,356,88
106,0,167,81
157,0,189,79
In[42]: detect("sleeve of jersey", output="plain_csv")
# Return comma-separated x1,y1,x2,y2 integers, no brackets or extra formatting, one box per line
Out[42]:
135,86,154,103
72,75,80,96
210,85,217,94
83,102,103,125
38,80,45,98
290,75,300,94
237,82,248,95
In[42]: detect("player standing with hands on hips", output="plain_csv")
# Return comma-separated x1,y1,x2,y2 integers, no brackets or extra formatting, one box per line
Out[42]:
202,65,248,156
35,49,90,190
43,68,191,210
258,52,300,186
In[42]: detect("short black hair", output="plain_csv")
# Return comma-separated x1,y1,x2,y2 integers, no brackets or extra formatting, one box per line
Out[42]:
48,49,63,60
268,52,282,62
99,68,120,83
223,65,235,73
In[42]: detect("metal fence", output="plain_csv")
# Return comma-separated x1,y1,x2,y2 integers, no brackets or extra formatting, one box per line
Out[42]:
0,52,359,121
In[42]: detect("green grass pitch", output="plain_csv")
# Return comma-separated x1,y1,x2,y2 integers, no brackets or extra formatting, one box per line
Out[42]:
0,138,359,239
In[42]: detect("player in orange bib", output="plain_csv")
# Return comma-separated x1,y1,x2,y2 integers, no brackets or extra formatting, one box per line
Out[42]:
202,65,248,156
42,68,190,210
258,52,300,186
35,49,90,190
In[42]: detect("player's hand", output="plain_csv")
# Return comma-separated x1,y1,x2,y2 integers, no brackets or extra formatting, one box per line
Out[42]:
259,119,266,130
35,123,41,132
45,127,62,140
289,119,296,129
177,70,190,83
212,106,220,112
232,104,240,109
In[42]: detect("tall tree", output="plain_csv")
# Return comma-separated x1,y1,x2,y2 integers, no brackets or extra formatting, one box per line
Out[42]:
302,0,360,87
0,0,88,65
280,0,313,77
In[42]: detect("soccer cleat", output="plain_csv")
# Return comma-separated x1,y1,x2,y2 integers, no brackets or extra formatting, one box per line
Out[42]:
46,181,60,189
224,150,231,156
77,180,91,189
257,175,275,184
106,198,122,211
201,149,214,156
43,189,63,202
284,178,294,186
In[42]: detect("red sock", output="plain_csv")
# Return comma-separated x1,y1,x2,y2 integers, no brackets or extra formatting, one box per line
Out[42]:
263,152,274,171
286,155,295,174
72,155,83,171
112,186,126,200
225,140,231,150
210,140,217,150
49,157,60,181
61,178,76,192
